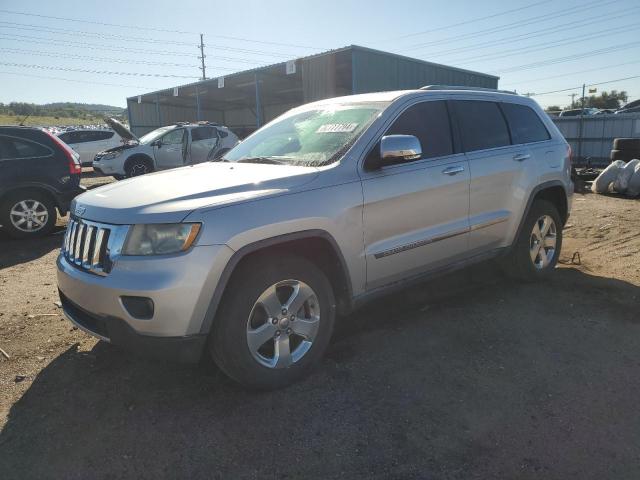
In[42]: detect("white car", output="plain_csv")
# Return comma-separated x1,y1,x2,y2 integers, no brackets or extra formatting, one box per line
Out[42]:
93,119,240,179
57,129,123,166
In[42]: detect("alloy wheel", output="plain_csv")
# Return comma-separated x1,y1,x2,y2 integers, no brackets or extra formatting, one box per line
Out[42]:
246,280,320,369
9,199,49,233
530,214,557,270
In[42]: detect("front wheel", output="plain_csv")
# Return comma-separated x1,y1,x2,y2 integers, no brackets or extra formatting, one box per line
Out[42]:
125,157,153,178
503,199,563,281
210,254,336,390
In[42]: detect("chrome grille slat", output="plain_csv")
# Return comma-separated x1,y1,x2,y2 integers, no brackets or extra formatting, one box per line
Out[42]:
61,218,126,276
92,228,105,268
82,225,94,267
74,223,84,264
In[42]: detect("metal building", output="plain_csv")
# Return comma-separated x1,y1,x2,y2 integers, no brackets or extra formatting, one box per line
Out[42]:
127,45,499,137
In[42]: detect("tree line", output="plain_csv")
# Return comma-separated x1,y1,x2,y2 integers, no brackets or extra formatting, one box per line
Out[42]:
0,102,125,119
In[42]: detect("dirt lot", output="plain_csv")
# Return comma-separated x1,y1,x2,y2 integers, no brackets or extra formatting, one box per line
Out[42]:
1,185,639,479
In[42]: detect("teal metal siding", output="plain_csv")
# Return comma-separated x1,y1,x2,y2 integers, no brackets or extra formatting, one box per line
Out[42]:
351,47,498,94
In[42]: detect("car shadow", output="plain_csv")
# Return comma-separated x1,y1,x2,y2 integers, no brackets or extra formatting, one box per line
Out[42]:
0,227,66,269
2,266,640,478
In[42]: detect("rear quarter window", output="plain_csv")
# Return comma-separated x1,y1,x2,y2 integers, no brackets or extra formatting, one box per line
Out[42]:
501,103,550,144
0,135,53,160
452,100,511,152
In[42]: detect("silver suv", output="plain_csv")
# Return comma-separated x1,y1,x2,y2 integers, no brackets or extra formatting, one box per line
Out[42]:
57,87,573,389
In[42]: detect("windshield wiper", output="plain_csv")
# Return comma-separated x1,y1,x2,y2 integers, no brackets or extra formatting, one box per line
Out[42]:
236,156,288,165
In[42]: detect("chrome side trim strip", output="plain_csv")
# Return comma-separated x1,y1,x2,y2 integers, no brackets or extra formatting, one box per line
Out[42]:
469,215,509,232
373,215,510,259
374,227,468,259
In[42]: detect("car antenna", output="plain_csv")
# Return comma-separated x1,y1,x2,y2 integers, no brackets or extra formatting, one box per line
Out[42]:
18,114,30,126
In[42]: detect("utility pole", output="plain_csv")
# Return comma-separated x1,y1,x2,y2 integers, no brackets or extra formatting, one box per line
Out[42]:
569,92,577,108
577,83,586,164
198,33,206,81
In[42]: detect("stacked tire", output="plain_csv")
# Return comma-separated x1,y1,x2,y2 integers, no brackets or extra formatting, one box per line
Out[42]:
610,138,640,162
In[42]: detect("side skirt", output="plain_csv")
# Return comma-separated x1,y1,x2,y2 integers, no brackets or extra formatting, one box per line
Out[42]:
349,247,506,312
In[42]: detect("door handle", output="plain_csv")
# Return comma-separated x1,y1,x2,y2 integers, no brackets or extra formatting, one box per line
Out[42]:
442,165,465,175
513,153,531,162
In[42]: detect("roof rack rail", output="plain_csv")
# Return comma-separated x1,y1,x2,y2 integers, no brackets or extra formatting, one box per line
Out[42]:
197,120,219,126
420,85,517,95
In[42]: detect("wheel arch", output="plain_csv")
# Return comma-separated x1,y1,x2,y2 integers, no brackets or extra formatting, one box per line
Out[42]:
509,181,569,253
0,184,60,212
124,153,154,172
199,230,353,335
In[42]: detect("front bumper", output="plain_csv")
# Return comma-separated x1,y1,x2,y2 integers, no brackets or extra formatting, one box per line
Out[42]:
92,160,117,175
60,292,207,363
57,243,234,361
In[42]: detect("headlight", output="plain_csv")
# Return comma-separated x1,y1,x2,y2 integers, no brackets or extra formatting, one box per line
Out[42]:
99,151,121,161
122,223,201,256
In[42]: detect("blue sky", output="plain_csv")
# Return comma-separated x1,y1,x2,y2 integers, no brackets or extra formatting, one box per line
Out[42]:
1,0,639,109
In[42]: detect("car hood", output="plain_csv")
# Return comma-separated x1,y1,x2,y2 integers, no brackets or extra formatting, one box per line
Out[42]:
104,117,138,142
73,162,320,224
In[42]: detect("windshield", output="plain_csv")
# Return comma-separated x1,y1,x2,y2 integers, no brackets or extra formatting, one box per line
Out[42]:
223,102,387,166
139,126,175,145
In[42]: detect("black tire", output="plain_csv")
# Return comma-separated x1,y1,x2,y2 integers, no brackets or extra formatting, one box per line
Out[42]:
124,156,154,178
0,189,57,239
502,199,563,282
613,138,640,150
210,253,336,390
610,149,640,162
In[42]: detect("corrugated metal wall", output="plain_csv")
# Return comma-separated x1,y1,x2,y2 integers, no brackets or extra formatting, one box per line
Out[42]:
351,48,498,94
552,113,640,165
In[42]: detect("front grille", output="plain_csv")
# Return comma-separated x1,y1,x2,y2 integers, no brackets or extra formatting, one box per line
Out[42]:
62,218,128,276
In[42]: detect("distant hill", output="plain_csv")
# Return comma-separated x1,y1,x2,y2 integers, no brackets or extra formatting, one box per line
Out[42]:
0,102,125,120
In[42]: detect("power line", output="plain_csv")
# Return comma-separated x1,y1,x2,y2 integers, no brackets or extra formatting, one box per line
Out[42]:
0,21,195,45
450,24,637,65
490,40,640,74
400,0,615,52
0,70,148,89
421,7,639,59
0,61,200,79
0,29,294,59
0,47,201,68
530,75,640,97
502,60,640,86
0,47,263,68
0,8,320,50
393,0,552,39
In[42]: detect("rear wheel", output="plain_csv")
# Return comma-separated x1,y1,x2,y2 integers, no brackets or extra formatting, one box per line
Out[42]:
503,199,562,281
1,190,57,239
210,254,335,390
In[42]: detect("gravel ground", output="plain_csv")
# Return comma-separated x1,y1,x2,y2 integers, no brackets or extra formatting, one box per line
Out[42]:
1,185,639,479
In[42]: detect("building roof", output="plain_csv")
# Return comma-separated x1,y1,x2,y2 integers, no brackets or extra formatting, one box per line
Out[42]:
127,44,499,101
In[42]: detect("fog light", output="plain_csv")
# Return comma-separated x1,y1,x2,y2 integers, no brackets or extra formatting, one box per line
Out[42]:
121,296,154,320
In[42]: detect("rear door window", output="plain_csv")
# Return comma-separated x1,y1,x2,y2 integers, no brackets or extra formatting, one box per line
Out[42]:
452,100,511,152
501,103,550,144
385,100,453,159
0,135,52,160
191,127,217,142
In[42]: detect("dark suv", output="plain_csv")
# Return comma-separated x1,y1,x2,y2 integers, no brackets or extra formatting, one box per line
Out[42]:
0,126,85,238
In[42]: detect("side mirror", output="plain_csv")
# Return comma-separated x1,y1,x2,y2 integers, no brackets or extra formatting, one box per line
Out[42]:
151,139,162,148
367,135,422,170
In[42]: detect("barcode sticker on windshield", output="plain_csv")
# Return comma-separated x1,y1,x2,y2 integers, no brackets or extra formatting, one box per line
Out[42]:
316,123,358,133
